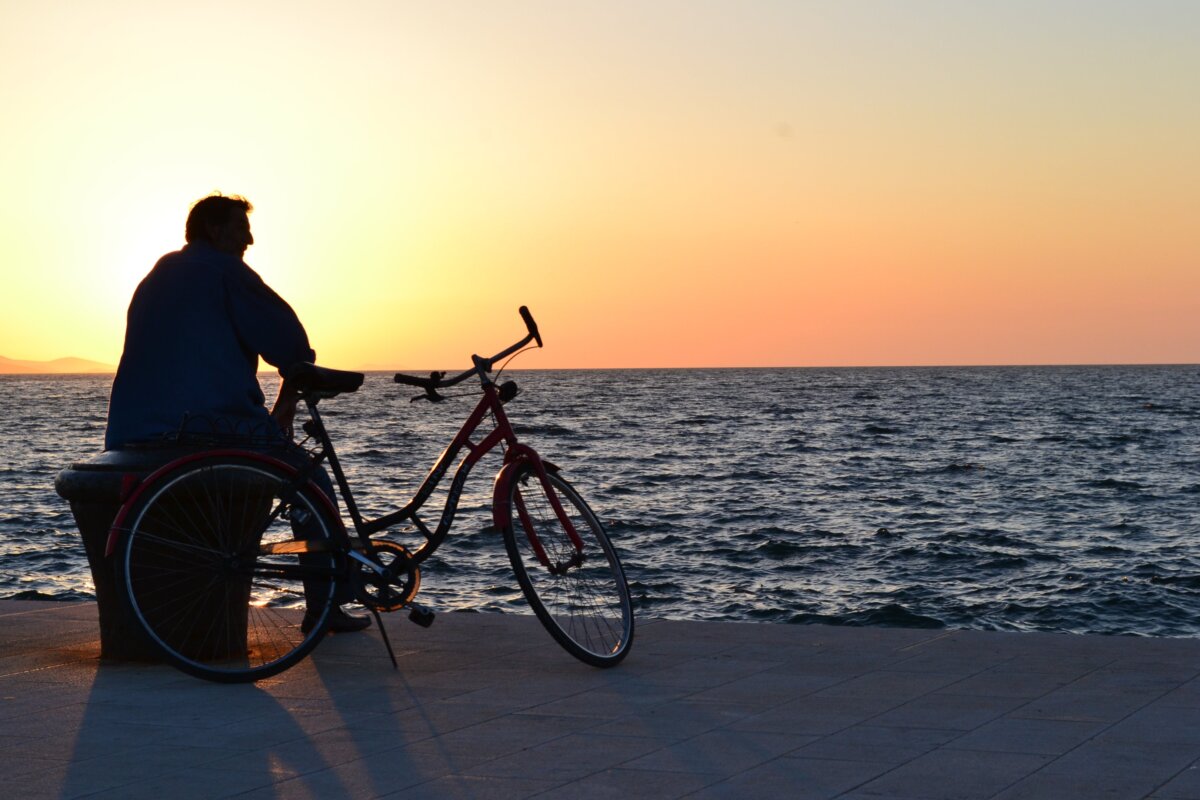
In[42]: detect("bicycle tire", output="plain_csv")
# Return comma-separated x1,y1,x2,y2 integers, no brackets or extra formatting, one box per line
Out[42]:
114,454,340,682
501,464,634,666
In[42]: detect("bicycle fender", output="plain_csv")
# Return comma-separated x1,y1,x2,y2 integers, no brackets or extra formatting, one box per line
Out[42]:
104,449,345,557
492,460,523,530
491,452,559,530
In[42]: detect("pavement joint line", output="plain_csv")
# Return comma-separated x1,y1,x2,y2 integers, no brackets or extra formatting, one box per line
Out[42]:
1012,676,1200,758
1148,759,1200,800
895,630,956,652
0,659,98,680
960,667,1200,798
0,609,87,623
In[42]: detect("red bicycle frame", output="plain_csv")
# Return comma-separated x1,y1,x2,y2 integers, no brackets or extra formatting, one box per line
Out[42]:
311,376,584,570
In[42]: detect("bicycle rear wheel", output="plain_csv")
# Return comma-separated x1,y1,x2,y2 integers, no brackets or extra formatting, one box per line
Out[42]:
114,454,340,682
502,464,634,666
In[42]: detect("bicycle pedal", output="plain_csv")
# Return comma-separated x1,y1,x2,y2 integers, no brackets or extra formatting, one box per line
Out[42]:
408,603,435,628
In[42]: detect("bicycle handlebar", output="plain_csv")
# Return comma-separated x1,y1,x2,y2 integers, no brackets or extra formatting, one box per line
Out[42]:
519,305,542,347
393,306,542,393
392,371,441,388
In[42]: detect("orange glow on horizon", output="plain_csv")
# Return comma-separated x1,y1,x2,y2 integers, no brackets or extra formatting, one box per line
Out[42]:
2,2,1198,370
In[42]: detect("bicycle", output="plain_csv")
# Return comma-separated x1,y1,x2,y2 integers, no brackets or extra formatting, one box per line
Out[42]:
105,307,634,682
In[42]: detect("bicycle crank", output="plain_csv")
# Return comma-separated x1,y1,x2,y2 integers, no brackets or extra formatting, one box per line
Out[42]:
350,541,421,612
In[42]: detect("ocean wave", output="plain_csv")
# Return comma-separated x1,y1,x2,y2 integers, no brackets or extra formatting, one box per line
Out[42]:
751,539,861,560
3,588,93,602
666,414,727,427
787,604,945,629
1085,478,1145,492
934,463,987,475
512,423,579,438
977,556,1030,570
862,424,901,436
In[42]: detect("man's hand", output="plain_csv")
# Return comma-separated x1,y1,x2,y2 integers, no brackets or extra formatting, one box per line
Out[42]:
271,383,300,440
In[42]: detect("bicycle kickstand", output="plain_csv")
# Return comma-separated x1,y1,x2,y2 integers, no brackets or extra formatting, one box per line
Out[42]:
372,608,398,670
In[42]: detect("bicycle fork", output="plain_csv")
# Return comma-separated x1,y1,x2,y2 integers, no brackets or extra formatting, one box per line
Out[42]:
496,446,585,570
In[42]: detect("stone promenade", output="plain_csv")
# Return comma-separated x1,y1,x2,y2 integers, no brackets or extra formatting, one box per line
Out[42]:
1,599,1198,799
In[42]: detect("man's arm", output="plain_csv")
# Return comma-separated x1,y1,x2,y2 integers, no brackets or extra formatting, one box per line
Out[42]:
224,263,317,374
270,381,300,440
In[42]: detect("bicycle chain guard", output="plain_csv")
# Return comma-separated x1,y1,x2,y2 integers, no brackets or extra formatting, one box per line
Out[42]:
350,541,421,612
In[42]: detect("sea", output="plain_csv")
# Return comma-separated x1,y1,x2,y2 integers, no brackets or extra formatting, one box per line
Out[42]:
3,366,1199,637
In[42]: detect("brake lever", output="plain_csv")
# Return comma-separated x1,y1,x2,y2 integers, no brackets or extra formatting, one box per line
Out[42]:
410,371,447,403
426,371,446,402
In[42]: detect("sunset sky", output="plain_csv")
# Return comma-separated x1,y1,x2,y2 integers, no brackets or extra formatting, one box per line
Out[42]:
2,1,1197,369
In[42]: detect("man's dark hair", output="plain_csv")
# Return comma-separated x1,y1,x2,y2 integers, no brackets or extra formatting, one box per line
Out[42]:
185,194,253,244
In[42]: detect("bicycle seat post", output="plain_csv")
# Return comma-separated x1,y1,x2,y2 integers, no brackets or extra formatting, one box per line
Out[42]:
304,398,367,535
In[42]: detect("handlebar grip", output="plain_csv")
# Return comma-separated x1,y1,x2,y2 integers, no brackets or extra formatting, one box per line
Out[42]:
519,305,543,347
393,373,430,387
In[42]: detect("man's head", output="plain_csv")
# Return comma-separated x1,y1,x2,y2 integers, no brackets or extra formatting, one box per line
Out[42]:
185,194,254,257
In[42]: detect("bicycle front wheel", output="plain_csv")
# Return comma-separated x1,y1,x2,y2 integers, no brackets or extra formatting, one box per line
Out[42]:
502,465,634,666
114,454,340,682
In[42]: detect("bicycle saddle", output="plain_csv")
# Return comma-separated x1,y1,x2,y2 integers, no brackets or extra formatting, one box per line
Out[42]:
285,363,365,396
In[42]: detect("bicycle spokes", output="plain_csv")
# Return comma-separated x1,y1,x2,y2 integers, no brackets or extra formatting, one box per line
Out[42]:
514,472,586,570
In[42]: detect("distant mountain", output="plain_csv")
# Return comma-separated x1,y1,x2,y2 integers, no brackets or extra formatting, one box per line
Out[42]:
0,356,115,374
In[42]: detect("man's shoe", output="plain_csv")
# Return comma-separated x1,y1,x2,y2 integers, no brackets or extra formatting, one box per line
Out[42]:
302,606,372,635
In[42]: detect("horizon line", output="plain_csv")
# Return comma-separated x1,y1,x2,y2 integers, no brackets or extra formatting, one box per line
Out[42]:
3,361,1199,377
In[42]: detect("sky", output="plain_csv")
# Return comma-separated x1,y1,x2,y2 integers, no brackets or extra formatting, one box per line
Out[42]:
1,1,1197,369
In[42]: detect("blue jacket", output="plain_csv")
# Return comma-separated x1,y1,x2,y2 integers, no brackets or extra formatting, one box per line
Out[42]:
105,242,315,449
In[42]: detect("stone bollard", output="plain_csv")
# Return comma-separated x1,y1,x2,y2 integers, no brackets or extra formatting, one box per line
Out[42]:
55,446,197,660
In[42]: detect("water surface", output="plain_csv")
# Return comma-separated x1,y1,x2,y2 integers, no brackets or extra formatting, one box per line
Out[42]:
3,366,1199,636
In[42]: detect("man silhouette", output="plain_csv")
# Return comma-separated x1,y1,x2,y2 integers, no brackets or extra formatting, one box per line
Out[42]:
105,193,369,633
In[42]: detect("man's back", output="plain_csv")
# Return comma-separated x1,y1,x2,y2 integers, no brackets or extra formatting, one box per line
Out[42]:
105,241,314,449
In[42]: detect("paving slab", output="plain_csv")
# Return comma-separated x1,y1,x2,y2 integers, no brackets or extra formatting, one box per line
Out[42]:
1,600,1199,799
